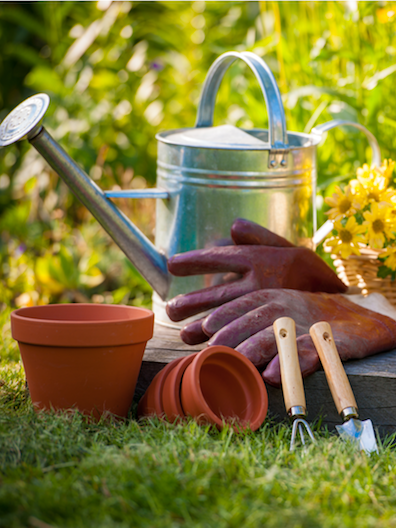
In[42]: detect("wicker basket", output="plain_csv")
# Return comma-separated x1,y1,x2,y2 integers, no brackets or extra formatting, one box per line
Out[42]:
331,247,396,307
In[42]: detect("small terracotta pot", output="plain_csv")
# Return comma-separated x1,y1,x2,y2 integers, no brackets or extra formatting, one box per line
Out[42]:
162,353,197,422
11,304,154,418
137,356,185,418
181,345,268,431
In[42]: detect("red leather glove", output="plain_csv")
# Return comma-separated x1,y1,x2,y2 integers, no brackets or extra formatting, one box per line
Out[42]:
166,218,347,343
198,289,396,387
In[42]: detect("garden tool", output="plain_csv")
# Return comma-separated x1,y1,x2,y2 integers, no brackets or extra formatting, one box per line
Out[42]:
273,316,315,450
309,321,379,454
0,51,381,327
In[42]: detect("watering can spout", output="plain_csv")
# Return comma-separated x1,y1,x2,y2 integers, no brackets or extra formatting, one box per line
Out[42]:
0,94,170,299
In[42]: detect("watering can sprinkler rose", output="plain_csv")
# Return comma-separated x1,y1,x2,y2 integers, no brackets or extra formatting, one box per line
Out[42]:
0,51,381,326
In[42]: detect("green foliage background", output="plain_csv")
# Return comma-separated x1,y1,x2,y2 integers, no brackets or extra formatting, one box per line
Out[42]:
1,0,396,308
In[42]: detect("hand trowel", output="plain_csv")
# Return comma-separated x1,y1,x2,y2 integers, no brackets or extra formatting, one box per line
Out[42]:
309,321,378,454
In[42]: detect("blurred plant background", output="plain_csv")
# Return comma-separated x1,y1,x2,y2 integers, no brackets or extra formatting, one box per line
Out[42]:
1,0,396,310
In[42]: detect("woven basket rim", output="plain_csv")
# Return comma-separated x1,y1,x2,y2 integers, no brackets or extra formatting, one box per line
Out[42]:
330,249,396,307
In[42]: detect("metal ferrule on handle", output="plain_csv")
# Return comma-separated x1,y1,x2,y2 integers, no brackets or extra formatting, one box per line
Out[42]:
29,127,170,299
289,405,306,418
341,406,359,421
195,51,288,167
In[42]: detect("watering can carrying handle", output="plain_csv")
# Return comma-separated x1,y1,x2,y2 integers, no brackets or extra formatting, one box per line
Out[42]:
195,51,288,150
311,120,381,167
312,119,382,246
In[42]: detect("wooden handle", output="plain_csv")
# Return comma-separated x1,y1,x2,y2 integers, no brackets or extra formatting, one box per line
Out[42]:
309,321,357,415
273,317,306,414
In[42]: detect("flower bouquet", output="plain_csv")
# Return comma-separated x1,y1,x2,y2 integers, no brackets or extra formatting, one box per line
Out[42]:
324,159,396,304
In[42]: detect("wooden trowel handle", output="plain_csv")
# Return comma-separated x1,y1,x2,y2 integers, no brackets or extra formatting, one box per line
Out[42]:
274,317,306,415
309,321,357,415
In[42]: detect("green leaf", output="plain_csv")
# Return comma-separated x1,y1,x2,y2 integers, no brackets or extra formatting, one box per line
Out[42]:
4,43,48,68
354,211,365,225
112,286,131,304
25,66,66,96
0,5,50,40
377,265,396,280
58,247,78,288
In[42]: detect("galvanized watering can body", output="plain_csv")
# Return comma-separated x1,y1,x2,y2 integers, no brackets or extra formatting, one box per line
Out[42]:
0,51,381,326
152,127,320,322
151,51,380,322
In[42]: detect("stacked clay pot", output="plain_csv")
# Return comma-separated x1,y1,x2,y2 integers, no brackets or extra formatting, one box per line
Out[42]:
137,345,268,431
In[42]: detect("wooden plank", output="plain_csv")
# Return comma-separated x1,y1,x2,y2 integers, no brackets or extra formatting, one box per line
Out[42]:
136,323,396,436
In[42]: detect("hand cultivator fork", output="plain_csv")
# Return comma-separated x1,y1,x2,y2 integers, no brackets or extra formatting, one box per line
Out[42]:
274,317,316,450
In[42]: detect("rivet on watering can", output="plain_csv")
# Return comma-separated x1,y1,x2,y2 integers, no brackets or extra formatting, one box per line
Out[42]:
270,159,277,168
281,159,288,167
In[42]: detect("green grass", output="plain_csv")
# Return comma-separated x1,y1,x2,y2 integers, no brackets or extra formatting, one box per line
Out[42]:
2,408,396,528
2,310,396,528
3,3,396,525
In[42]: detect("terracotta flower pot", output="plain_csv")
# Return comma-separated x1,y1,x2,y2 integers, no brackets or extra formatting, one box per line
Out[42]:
181,345,268,431
137,357,184,418
11,303,154,418
162,353,197,422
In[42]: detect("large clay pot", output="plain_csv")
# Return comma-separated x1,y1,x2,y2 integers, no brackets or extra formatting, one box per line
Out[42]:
181,345,268,431
11,303,154,418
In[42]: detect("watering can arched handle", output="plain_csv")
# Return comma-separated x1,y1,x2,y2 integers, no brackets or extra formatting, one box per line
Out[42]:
195,51,288,150
312,119,381,246
311,120,381,166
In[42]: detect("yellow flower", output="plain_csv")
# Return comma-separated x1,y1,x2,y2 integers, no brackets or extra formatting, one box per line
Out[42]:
352,160,396,205
356,163,371,181
324,184,363,221
377,158,395,184
377,6,396,24
363,202,395,249
381,246,396,271
325,216,366,259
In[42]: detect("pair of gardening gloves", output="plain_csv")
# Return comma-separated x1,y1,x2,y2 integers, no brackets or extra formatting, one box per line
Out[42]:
166,218,396,387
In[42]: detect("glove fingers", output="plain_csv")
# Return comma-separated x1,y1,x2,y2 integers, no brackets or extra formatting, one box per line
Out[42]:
167,247,250,276
231,218,295,247
180,318,209,345
207,301,286,349
262,334,320,388
236,326,278,368
203,289,279,337
166,279,251,322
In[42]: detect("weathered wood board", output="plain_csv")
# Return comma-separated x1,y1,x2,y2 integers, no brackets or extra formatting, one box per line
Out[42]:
136,323,396,436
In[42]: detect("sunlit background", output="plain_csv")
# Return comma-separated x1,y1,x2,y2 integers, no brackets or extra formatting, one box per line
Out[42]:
1,0,396,310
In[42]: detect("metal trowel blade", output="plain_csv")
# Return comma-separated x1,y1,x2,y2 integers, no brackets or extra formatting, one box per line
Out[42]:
335,418,378,454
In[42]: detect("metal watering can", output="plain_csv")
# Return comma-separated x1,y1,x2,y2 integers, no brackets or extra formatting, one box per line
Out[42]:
0,51,381,326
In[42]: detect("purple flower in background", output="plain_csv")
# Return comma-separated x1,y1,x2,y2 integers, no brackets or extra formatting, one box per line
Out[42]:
150,60,164,71
15,244,26,258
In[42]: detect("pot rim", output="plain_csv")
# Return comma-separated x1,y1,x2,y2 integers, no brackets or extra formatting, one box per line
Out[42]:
162,353,197,422
11,303,154,347
182,345,268,431
11,303,153,324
